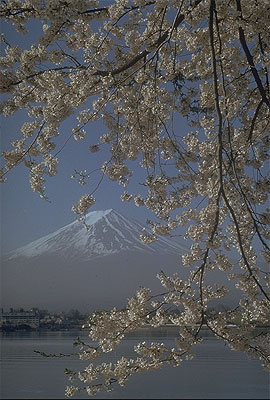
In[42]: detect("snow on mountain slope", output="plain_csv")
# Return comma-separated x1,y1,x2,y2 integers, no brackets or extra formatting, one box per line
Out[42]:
6,209,187,261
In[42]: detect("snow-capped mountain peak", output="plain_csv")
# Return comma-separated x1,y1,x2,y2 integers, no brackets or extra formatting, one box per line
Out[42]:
6,209,186,261
85,209,113,225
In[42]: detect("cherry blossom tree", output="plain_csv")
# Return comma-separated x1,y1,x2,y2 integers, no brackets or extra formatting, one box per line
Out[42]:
1,0,269,397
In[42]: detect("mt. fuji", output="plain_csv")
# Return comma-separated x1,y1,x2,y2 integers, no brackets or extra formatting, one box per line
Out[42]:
2,210,188,311
6,209,186,261
2,210,238,312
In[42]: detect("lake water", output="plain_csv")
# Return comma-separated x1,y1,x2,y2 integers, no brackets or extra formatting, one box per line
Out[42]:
0,328,269,399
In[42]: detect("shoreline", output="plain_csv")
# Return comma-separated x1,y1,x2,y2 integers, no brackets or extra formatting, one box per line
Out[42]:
1,323,269,334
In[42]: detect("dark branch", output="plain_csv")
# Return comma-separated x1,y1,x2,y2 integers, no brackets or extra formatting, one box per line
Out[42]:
93,0,203,77
235,0,270,108
248,100,264,142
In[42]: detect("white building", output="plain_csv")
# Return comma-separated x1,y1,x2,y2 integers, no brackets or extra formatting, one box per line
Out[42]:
0,309,40,329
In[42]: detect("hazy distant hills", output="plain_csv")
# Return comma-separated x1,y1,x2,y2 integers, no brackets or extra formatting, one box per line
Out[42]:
1,210,187,312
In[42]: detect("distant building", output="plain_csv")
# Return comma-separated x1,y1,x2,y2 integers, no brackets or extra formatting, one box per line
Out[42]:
0,308,40,329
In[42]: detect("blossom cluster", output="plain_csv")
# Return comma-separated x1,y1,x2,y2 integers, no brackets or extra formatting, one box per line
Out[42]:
72,194,96,215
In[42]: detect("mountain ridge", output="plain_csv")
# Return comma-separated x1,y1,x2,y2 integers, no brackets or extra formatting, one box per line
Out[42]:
5,209,187,261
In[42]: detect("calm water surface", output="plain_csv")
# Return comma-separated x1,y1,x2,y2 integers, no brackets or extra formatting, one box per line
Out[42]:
0,328,269,399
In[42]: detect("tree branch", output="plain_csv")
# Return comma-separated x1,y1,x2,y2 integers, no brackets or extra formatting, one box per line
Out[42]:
93,0,203,77
235,0,270,108
248,100,264,142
